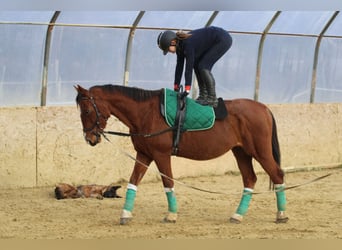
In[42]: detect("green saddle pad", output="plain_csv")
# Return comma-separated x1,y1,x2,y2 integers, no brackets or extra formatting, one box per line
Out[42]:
163,88,215,131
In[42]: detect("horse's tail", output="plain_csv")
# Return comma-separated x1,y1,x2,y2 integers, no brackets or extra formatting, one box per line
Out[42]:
270,112,281,167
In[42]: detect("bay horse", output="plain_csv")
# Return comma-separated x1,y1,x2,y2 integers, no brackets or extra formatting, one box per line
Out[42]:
75,84,288,225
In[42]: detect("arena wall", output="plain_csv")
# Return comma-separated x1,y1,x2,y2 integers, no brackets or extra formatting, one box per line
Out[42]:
0,103,341,188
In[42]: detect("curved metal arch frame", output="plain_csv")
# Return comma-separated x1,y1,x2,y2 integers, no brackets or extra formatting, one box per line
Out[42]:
1,11,341,106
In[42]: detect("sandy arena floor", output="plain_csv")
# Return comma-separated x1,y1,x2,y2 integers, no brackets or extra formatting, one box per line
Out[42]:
0,168,341,239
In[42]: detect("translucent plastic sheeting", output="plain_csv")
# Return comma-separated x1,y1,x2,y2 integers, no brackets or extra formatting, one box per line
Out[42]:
325,12,342,36
315,38,342,103
0,11,53,106
213,34,260,100
0,11,54,22
0,24,47,106
212,11,276,33
258,36,316,103
46,11,139,105
138,11,213,29
55,11,139,26
269,11,335,35
315,13,342,102
1,11,342,106
128,29,176,90
47,26,129,105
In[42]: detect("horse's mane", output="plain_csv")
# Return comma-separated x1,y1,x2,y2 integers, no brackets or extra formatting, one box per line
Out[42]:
93,84,162,102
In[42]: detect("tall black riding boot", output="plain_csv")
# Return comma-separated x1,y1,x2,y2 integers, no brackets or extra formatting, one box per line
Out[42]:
200,69,218,108
195,79,208,105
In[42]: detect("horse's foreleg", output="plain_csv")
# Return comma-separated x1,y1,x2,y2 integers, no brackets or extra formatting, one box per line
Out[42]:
154,155,178,223
120,152,152,225
230,147,257,224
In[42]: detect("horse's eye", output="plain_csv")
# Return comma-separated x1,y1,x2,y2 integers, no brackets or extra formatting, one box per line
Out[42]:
84,109,91,115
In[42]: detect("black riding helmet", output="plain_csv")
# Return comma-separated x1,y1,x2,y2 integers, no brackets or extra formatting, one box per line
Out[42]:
157,30,177,55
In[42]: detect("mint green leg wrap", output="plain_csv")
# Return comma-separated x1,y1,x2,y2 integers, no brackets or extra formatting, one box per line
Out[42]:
275,184,286,211
235,188,253,216
123,188,136,212
165,190,178,213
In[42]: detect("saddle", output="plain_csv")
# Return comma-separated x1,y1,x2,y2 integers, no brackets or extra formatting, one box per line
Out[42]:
160,88,228,155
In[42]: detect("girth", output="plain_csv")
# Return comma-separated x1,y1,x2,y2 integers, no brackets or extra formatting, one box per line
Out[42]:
172,93,187,155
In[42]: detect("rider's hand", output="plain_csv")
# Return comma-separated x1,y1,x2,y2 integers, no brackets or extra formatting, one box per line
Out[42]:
179,90,189,100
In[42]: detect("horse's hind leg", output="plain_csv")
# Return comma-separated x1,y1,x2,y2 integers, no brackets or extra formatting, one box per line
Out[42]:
154,155,178,223
230,147,257,223
257,157,288,223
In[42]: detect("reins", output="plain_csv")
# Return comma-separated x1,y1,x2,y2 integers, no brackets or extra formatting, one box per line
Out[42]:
103,127,175,138
78,94,175,138
101,132,335,196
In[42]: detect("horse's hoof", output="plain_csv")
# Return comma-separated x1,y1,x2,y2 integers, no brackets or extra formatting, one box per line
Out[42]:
119,217,132,225
229,217,241,224
275,216,289,223
162,212,177,223
275,211,289,223
276,217,289,223
120,209,133,225
162,218,176,223
229,213,243,224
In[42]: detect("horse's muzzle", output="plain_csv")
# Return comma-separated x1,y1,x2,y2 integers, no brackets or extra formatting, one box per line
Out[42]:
84,132,101,146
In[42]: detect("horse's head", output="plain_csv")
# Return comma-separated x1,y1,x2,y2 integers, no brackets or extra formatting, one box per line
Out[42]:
74,85,110,146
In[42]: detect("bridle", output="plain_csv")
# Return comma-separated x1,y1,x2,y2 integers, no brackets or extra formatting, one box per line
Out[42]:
78,96,108,140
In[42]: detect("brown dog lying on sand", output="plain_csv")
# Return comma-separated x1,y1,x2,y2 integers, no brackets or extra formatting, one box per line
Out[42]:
55,183,121,200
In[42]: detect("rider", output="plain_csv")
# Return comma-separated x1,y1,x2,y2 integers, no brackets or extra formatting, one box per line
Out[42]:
157,26,232,107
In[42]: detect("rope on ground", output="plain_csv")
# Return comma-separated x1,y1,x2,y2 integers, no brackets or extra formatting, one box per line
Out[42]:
103,134,338,196
119,148,337,196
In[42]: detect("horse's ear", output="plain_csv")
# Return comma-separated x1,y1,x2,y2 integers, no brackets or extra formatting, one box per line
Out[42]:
74,84,87,94
75,84,88,107
74,84,81,92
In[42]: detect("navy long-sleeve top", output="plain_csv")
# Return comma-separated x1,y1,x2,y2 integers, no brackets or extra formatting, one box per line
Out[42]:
174,26,226,89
